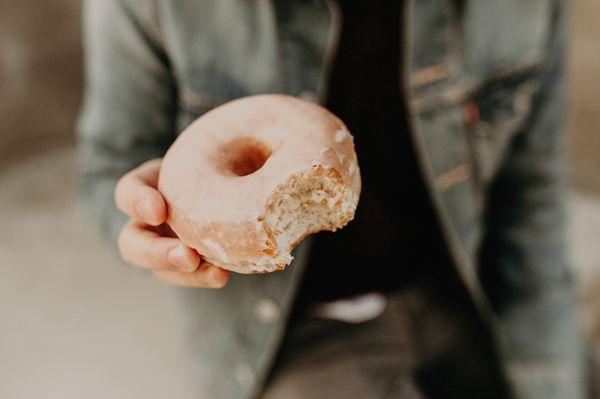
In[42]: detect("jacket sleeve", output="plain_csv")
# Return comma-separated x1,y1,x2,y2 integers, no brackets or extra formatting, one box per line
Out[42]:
76,0,177,244
477,1,585,398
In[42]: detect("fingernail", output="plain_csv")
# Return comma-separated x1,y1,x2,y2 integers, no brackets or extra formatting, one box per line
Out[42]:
137,199,154,222
210,268,226,288
168,245,195,271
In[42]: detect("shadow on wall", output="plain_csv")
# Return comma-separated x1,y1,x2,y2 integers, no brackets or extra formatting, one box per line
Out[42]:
0,0,82,163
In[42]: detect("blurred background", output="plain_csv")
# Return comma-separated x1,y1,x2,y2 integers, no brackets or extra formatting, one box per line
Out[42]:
0,1,598,398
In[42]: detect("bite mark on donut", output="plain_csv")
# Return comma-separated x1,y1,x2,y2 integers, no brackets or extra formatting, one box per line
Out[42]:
164,164,358,274
261,165,358,270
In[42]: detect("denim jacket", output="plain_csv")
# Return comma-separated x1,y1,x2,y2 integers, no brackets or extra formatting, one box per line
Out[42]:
77,1,584,398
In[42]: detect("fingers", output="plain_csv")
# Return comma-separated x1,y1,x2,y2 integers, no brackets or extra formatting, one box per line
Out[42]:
115,159,230,289
154,264,230,288
118,220,229,288
115,159,166,226
118,220,200,272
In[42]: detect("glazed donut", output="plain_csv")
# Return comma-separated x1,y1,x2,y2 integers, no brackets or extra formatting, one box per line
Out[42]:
158,94,361,274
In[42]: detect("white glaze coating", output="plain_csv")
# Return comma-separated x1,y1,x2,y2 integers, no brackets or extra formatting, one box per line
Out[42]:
158,94,361,272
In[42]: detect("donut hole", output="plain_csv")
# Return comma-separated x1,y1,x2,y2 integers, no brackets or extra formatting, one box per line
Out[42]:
220,138,272,176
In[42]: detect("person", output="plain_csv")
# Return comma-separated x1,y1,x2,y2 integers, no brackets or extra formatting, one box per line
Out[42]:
77,0,585,398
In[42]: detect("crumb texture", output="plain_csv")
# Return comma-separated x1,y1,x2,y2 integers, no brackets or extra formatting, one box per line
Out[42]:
260,167,358,271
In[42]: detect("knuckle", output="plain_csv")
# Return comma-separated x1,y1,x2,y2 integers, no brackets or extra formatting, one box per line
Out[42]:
114,180,126,208
115,174,126,191
117,221,151,269
117,225,131,261
114,175,135,213
115,170,132,192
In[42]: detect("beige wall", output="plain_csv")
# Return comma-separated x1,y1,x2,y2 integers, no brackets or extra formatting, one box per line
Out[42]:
0,1,82,162
568,0,600,195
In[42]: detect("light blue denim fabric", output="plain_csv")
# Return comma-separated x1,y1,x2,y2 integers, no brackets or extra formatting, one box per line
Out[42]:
77,1,584,398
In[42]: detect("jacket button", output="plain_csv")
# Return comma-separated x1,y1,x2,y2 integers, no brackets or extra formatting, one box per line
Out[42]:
298,90,318,102
234,362,256,385
254,298,280,323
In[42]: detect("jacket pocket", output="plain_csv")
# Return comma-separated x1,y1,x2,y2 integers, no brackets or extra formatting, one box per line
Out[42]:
467,72,541,188
410,69,540,260
414,103,481,259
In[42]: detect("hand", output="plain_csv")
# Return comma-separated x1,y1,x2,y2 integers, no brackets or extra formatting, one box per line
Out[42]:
114,159,229,288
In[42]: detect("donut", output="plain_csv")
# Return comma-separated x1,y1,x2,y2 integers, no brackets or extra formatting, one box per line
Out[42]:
158,94,361,274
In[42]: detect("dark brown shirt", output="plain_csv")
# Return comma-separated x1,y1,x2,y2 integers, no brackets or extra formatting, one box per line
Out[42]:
295,0,447,303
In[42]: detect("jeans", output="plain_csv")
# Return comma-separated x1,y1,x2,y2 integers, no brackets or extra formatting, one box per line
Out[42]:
261,269,510,399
